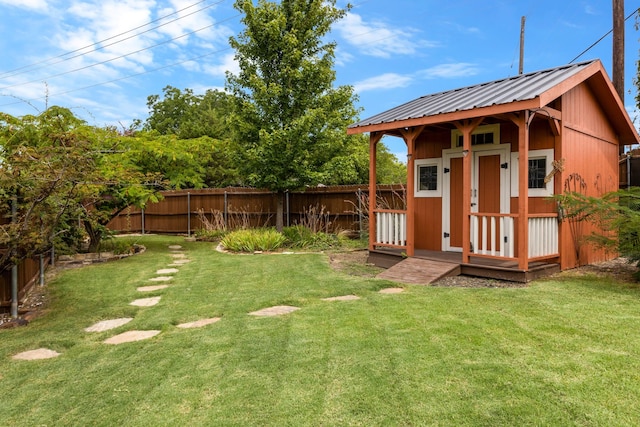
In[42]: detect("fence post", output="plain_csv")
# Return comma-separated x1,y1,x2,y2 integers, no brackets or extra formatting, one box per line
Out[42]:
187,192,191,237
141,209,145,235
11,196,18,319
50,245,55,267
286,190,290,227
358,187,363,237
224,191,228,229
39,254,45,286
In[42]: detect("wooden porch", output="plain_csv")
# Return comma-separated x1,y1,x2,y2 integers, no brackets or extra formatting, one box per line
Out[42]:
369,248,560,284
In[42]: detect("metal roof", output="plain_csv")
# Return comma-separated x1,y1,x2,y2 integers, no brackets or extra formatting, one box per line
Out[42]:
348,60,597,129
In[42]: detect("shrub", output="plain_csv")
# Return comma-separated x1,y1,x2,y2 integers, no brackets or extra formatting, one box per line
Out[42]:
282,225,341,250
221,228,286,252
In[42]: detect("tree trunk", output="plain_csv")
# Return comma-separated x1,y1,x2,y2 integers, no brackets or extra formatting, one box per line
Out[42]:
83,221,103,253
276,191,285,232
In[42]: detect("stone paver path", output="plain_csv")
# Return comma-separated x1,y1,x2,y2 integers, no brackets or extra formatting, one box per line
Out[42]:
249,305,300,316
130,296,161,307
177,317,221,329
12,348,61,360
104,330,161,344
85,318,133,332
149,276,173,282
322,295,360,301
137,285,169,292
11,242,410,360
379,288,404,294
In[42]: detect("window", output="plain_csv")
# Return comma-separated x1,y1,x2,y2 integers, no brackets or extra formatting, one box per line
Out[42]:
415,158,442,197
510,149,554,197
419,165,438,191
451,124,500,148
528,158,547,189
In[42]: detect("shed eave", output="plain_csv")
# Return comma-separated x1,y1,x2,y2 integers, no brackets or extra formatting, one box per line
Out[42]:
346,98,541,135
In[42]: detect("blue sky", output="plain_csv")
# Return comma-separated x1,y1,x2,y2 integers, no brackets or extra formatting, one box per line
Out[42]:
0,0,638,158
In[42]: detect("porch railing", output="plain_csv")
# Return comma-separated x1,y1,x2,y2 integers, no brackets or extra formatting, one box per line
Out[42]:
470,214,515,258
374,210,558,260
375,209,407,247
528,214,559,259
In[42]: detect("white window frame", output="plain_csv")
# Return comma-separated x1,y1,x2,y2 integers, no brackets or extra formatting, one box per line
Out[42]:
415,158,442,197
510,149,555,197
450,124,501,149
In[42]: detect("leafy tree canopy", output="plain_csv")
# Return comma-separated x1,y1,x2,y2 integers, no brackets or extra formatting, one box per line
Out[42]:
144,85,234,140
227,0,358,191
0,107,160,264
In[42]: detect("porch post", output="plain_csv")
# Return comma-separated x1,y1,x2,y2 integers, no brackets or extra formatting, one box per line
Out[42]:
455,119,483,264
368,132,383,251
517,111,532,270
400,126,424,257
461,127,472,264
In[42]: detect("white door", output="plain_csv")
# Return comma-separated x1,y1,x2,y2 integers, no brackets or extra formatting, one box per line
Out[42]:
442,145,511,252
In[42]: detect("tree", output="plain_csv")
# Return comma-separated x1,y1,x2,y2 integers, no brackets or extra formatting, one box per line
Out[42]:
0,107,98,269
555,189,640,278
119,132,240,188
0,107,161,260
144,85,234,140
227,0,359,230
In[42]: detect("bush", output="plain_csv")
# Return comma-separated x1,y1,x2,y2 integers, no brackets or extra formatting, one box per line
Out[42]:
282,225,341,250
221,228,286,252
195,228,227,242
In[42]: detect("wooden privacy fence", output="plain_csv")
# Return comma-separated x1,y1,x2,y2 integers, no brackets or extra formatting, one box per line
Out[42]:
108,185,406,235
1,252,50,312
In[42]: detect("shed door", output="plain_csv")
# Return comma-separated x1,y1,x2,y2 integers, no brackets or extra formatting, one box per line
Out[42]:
473,152,502,252
443,146,510,253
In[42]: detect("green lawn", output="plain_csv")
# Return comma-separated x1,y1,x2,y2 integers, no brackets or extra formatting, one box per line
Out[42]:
1,235,640,426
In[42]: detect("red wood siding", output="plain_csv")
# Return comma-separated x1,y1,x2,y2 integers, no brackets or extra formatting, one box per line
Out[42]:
559,84,620,268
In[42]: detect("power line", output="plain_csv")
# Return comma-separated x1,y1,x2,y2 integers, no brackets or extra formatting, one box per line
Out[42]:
0,46,233,108
0,0,229,80
569,7,640,64
0,13,241,91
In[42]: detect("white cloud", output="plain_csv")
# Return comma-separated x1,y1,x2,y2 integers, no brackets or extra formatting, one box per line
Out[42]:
418,63,479,79
335,12,438,58
353,63,479,94
203,52,239,77
353,73,413,93
0,0,49,11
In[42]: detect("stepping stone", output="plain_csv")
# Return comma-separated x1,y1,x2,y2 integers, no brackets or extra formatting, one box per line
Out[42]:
12,348,61,360
249,305,300,317
156,268,179,275
137,285,169,292
171,259,190,264
149,276,172,282
130,296,161,307
322,295,360,301
85,318,133,332
379,288,404,294
177,317,221,329
104,330,161,344
168,245,182,250
170,253,186,259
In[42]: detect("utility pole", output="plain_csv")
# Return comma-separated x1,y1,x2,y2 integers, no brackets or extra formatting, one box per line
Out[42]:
519,16,526,75
612,0,624,103
612,0,624,155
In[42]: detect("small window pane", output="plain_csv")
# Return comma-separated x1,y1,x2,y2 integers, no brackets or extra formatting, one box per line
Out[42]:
419,165,438,191
528,158,546,189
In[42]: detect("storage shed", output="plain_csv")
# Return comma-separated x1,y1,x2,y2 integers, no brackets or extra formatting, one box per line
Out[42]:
348,59,639,282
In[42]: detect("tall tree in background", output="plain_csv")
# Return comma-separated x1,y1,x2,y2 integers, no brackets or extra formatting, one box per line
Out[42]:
227,0,359,230
144,85,234,140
